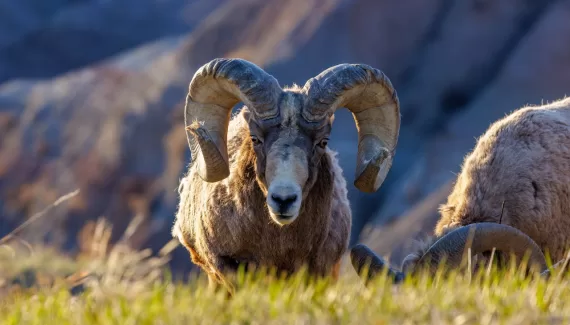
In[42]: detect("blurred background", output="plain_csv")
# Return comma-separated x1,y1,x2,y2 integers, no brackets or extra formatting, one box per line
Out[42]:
0,0,568,277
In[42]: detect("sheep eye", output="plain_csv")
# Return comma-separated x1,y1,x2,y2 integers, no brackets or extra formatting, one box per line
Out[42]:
318,138,329,148
250,135,262,145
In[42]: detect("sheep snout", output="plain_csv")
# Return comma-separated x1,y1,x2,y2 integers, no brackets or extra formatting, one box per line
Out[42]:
267,181,302,225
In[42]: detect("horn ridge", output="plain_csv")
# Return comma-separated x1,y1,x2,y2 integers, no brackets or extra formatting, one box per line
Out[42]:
302,63,401,193
417,222,548,272
189,58,282,119
185,58,282,182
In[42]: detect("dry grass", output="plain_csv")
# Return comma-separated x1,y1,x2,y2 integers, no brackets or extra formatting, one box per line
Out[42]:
1,238,570,324
1,191,570,324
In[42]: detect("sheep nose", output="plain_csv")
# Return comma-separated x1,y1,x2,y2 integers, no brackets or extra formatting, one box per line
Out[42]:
271,193,298,213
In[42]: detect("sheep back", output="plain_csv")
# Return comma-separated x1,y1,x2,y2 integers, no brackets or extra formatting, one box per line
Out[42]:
436,97,570,261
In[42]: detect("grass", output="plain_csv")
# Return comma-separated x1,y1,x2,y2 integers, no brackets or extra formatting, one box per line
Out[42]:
1,245,570,325
1,191,570,324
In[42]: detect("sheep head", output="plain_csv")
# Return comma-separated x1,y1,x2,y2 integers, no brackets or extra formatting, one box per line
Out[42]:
351,223,554,284
185,58,400,225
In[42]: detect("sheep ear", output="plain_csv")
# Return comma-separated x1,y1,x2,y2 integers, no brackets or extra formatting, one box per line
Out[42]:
242,108,252,122
243,108,263,136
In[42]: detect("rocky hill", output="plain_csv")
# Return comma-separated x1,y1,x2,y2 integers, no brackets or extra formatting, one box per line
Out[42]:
1,0,569,274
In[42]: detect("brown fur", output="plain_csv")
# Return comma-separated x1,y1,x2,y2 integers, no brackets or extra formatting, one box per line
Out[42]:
173,92,351,288
405,97,570,269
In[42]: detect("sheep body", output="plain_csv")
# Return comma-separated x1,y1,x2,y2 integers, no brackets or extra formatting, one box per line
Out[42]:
350,98,570,282
407,97,570,267
174,58,400,288
173,107,351,282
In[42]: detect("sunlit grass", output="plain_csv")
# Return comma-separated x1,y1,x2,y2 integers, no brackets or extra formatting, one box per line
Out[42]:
1,247,570,325
1,192,567,324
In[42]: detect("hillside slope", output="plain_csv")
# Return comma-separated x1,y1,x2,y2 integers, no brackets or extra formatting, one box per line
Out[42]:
1,0,569,274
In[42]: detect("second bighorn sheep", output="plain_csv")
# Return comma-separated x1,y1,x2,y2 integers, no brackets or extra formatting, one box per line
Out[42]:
352,97,570,282
173,58,401,288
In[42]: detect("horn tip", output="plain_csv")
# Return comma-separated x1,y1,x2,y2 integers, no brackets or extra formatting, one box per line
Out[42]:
187,124,231,183
198,168,230,183
354,148,392,193
350,244,406,284
349,244,383,273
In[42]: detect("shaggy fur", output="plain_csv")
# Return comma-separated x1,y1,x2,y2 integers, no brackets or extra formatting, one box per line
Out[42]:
404,97,570,269
173,103,351,287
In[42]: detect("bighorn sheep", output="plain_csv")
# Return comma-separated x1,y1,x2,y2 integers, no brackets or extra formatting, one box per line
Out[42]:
172,58,401,289
351,97,570,282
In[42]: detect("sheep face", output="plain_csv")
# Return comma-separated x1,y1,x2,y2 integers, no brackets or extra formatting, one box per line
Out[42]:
185,58,401,221
243,95,334,225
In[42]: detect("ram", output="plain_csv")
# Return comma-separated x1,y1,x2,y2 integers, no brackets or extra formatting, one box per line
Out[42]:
352,97,570,282
172,58,400,290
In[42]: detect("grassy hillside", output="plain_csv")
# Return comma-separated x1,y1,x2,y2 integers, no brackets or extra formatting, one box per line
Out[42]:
1,192,568,324
1,243,569,325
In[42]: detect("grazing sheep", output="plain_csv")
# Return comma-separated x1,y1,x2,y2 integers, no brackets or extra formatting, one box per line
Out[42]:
351,97,570,282
172,58,401,290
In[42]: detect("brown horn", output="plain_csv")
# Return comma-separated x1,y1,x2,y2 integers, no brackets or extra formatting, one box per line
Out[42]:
302,64,400,193
350,244,405,283
415,222,548,273
185,58,283,182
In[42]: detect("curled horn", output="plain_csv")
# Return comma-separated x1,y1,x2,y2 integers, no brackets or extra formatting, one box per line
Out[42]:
351,223,549,283
302,64,400,193
414,223,547,272
185,58,283,182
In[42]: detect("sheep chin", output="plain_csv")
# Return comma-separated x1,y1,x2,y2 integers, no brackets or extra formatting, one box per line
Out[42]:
268,212,299,227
